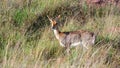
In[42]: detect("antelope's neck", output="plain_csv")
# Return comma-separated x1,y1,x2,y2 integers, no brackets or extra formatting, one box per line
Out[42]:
53,29,60,40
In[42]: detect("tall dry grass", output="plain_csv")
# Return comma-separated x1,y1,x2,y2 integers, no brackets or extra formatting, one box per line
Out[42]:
0,0,120,68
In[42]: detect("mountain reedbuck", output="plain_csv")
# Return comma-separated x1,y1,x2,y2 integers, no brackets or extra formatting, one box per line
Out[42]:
47,15,96,53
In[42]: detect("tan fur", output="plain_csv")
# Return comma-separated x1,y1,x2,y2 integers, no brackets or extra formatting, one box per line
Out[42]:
48,15,96,53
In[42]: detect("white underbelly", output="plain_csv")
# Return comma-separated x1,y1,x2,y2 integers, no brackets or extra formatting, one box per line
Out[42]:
71,42,82,47
59,41,82,47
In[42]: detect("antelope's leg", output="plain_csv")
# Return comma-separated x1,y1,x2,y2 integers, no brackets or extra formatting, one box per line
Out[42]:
65,44,71,55
82,41,89,49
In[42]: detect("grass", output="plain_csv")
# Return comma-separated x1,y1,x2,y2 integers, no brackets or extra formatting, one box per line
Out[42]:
0,0,120,68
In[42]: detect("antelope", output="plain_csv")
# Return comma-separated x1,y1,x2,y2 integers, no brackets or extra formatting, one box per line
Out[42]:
47,15,96,53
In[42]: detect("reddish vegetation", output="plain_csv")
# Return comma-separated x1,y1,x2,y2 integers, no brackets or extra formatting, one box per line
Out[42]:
86,0,120,7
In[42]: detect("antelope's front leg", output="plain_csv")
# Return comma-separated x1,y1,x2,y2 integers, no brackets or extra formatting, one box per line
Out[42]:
65,45,70,55
82,41,89,49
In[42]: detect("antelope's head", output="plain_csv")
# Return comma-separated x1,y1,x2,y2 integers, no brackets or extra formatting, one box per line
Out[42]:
47,15,60,30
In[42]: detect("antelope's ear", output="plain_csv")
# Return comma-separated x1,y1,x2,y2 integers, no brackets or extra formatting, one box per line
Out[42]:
47,15,53,23
54,15,60,24
57,15,61,18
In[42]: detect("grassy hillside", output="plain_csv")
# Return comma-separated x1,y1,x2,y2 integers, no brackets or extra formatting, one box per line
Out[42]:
0,0,120,68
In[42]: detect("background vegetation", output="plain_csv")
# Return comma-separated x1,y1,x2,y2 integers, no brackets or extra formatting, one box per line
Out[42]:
0,0,120,68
